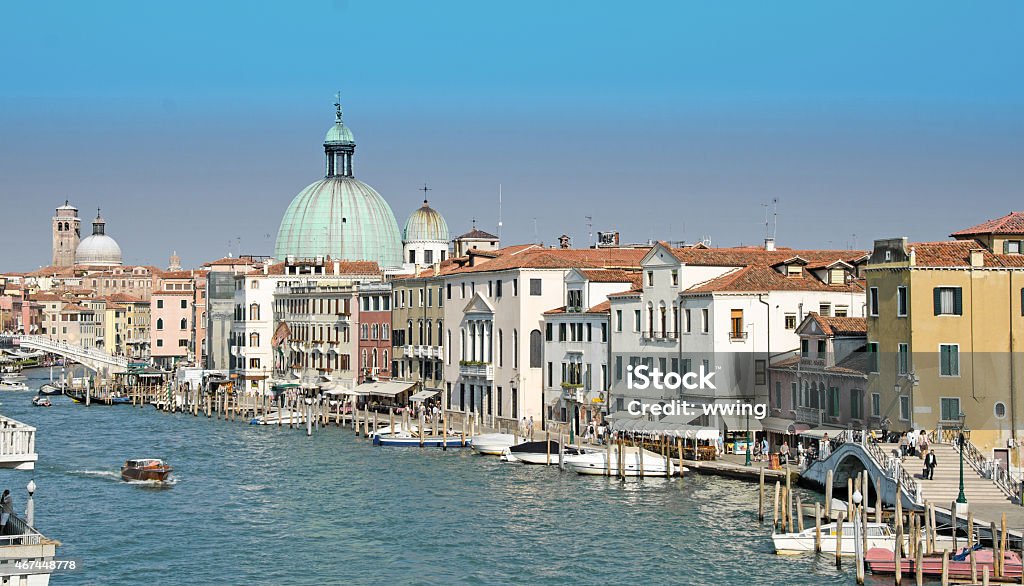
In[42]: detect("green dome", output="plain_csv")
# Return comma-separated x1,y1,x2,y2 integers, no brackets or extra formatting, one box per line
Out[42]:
274,176,404,268
325,121,354,144
403,201,449,242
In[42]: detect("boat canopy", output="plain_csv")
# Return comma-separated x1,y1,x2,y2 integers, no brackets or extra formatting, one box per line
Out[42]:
409,389,439,402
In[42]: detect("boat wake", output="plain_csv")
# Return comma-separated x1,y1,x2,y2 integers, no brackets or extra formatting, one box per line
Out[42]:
69,469,121,481
68,470,177,486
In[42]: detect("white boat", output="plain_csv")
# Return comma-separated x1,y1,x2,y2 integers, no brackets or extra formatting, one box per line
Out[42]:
470,433,518,455
567,446,683,477
370,423,420,439
504,440,597,465
773,522,898,555
0,380,29,391
249,410,307,425
1,372,26,381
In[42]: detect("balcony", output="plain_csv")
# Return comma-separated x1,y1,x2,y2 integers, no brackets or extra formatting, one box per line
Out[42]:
729,331,748,341
795,406,824,426
641,331,679,342
0,415,37,470
459,362,494,380
404,345,443,359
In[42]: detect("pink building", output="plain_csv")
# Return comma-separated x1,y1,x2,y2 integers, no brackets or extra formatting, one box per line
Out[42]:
356,283,392,383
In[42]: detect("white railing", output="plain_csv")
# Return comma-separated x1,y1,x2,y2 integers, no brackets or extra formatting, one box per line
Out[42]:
0,504,42,546
0,416,37,470
17,335,128,371
459,363,494,380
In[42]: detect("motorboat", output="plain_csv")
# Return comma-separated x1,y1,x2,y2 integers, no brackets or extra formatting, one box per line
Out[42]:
566,446,680,476
249,410,307,425
773,522,900,555
470,433,518,456
0,380,29,391
1,372,26,381
38,382,67,396
121,458,173,482
31,396,52,407
504,440,595,465
370,423,420,439
866,546,1022,578
372,434,469,448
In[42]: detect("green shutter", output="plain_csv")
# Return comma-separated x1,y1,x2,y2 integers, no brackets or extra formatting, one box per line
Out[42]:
933,287,941,315
954,288,963,315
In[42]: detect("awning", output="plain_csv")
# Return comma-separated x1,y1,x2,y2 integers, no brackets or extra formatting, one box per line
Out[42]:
799,426,845,440
409,389,439,402
720,413,763,433
353,380,417,398
761,417,811,435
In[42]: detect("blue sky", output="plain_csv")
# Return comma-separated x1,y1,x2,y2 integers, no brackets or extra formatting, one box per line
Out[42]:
1,1,1022,269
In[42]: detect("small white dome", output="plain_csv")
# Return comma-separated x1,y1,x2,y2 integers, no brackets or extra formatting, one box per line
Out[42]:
76,234,122,266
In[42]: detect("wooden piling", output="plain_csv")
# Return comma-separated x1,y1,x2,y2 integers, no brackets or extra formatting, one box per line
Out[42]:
929,503,937,554
677,437,683,481
915,546,923,586
1000,512,1008,579
940,550,949,586
814,502,822,553
796,494,804,532
970,547,977,583
835,512,844,568
968,511,974,548
950,502,957,553
825,469,834,519
786,466,794,532
758,466,765,523
991,520,1000,577
876,475,884,525
847,477,854,520
894,521,903,585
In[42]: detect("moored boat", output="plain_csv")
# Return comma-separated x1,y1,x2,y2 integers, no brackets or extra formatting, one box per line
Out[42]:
470,433,518,455
372,434,469,448
38,382,67,396
865,546,1022,578
773,522,899,555
504,440,595,465
566,446,680,476
121,458,173,482
249,410,307,425
31,395,52,407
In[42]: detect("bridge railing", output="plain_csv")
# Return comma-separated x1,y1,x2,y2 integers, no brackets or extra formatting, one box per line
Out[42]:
937,425,1021,503
807,428,922,505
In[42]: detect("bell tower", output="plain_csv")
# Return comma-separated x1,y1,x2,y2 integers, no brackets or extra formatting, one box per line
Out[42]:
52,200,81,267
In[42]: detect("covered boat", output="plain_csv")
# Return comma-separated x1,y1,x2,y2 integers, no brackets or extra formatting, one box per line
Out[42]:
506,440,595,465
470,433,518,456
566,446,679,476
773,522,899,555
0,380,29,391
121,458,173,482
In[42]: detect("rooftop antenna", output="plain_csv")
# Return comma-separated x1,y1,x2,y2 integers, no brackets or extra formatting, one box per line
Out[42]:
762,202,770,240
533,217,539,244
497,184,503,241
772,197,779,240
585,216,593,248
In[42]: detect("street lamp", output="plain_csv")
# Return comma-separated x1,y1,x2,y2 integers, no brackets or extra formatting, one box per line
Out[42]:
852,488,864,583
956,411,968,507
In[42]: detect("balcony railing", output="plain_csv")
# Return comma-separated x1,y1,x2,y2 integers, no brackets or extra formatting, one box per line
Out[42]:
729,331,748,340
641,331,678,341
0,416,37,471
795,406,824,426
459,362,494,380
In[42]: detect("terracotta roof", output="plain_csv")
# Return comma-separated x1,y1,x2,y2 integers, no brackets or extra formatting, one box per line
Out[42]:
669,246,868,268
607,285,643,299
30,293,64,302
203,255,265,267
457,228,498,240
906,240,1024,268
807,312,867,337
771,350,868,376
951,212,1024,236
578,269,642,283
105,293,145,303
158,270,209,279
587,300,612,314
60,303,90,312
685,265,866,294
446,246,648,276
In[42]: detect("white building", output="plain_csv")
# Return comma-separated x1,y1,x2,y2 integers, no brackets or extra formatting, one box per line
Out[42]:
228,264,279,395
441,245,647,427
609,242,868,436
541,268,640,432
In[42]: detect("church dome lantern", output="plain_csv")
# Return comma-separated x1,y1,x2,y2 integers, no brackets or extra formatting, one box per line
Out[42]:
75,209,122,266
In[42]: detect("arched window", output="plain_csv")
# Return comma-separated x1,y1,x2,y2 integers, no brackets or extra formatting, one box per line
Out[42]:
64,222,69,231
460,328,466,360
513,329,519,368
418,320,424,345
250,332,259,347
180,318,187,330
249,303,260,321
659,302,667,336
498,329,504,367
447,330,452,363
647,302,655,336
382,323,389,340
57,223,63,232
372,348,378,368
156,318,163,331
371,323,379,339
529,329,542,368
437,320,443,345
407,320,413,343
426,320,433,345
361,349,367,370
383,349,389,366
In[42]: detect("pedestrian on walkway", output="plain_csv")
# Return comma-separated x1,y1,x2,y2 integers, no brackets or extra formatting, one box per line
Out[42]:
924,450,937,480
527,416,534,440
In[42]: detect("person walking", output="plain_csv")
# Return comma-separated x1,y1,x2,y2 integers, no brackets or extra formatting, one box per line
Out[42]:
779,442,790,466
820,433,831,459
918,430,930,459
0,490,11,528
924,450,938,480
527,416,535,440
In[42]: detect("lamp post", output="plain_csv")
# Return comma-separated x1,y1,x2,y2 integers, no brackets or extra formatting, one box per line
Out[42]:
25,479,36,528
852,488,864,584
956,411,968,509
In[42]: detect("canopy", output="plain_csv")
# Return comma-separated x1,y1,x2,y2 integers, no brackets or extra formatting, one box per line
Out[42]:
353,380,417,398
761,417,811,435
719,413,763,433
609,413,717,439
409,389,439,402
799,426,845,440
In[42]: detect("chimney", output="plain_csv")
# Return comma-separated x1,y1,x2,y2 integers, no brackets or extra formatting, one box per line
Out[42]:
262,264,268,275
970,249,985,268
764,238,776,251
433,262,440,276
558,234,571,249
333,261,339,275
908,245,916,266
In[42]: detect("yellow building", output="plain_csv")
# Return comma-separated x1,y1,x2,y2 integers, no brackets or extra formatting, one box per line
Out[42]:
866,212,1024,467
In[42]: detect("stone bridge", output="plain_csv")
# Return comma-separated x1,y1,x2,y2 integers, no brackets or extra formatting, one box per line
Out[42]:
802,436,922,510
8,335,128,375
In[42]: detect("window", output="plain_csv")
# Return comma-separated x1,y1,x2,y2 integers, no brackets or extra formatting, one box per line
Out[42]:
827,387,840,417
601,322,607,343
701,308,709,333
615,356,622,382
513,329,518,368
834,306,848,317
934,287,962,316
250,332,259,347
181,299,187,309
496,280,502,298
424,249,433,264
547,362,553,387
939,344,959,377
512,278,518,296
897,286,908,317
754,360,766,385
730,309,743,339
850,389,864,420
249,303,260,321
558,323,566,342
633,310,641,332
867,342,879,373
156,318,164,331
774,382,782,408
529,278,542,296
615,310,623,332
178,339,188,347
156,339,163,347
409,250,417,264
791,382,798,409
567,289,582,310
446,284,451,300
1004,240,1022,254
180,318,188,330
871,393,880,417
897,343,909,375
487,281,493,297
817,339,826,354
995,401,1007,419
898,396,910,421
156,299,164,309
529,330,542,368
819,303,831,317
646,271,654,286
671,269,679,287
545,323,553,341
784,314,797,329
249,358,261,369
684,309,692,333
869,287,879,316
940,397,961,422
